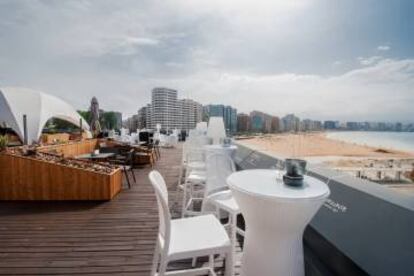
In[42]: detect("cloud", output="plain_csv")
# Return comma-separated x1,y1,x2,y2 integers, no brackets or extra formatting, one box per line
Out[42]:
0,0,413,122
377,45,391,51
159,58,414,122
357,56,383,66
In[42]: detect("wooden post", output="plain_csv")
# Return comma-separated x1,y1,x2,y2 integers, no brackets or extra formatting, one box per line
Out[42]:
23,114,28,145
79,118,83,139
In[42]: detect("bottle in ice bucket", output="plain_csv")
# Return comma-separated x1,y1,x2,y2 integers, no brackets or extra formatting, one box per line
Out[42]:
283,159,307,187
222,137,232,147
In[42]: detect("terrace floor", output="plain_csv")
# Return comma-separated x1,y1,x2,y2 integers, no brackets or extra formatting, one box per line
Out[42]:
0,144,240,275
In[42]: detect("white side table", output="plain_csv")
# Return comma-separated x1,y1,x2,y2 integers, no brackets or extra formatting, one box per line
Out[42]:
227,169,330,276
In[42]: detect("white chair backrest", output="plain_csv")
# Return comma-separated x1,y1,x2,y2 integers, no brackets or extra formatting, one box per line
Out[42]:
188,129,197,139
207,117,226,145
148,171,171,252
196,122,208,134
196,135,212,146
186,148,205,164
205,153,235,197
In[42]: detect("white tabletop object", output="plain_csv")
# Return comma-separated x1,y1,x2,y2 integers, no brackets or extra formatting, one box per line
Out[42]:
204,144,238,159
207,117,226,144
227,169,330,276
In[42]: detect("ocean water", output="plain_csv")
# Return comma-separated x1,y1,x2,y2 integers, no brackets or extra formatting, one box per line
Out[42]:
326,131,414,153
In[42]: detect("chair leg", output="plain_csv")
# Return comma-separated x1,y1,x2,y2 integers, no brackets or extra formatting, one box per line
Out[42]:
158,259,168,276
176,164,184,192
130,168,137,183
123,166,131,189
181,180,189,218
225,248,234,276
209,255,214,270
151,240,160,276
231,213,238,267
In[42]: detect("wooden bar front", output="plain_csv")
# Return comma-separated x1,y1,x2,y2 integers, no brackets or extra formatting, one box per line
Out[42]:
0,140,122,201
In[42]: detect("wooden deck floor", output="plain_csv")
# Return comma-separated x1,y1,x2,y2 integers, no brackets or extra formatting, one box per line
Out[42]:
0,146,183,275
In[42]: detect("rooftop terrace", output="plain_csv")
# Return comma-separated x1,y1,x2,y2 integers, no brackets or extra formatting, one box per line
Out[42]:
0,145,202,275
1,141,413,275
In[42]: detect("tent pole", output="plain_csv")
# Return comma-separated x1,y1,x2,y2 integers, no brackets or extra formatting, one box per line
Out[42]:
23,114,28,145
79,118,83,139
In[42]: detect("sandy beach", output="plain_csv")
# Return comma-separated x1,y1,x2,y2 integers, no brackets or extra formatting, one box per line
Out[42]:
237,133,414,194
237,132,414,160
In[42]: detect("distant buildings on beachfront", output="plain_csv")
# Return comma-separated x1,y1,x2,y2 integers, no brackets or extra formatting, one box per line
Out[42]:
124,87,414,134
203,104,237,133
125,87,203,132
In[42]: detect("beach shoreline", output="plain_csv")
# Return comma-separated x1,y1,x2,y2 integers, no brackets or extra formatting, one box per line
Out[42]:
236,132,414,194
236,132,414,160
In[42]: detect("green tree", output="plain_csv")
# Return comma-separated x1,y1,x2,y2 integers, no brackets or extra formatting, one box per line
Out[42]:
78,110,91,123
102,112,117,130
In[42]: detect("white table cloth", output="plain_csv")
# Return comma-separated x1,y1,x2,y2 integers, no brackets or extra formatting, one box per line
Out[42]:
204,144,238,159
227,169,330,276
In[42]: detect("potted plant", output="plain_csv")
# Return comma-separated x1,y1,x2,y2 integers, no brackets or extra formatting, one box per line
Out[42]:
0,135,8,152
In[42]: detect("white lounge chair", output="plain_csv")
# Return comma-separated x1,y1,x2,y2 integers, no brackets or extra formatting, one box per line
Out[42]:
149,171,234,276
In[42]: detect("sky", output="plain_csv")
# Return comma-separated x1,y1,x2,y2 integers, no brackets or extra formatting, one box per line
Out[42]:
0,0,413,122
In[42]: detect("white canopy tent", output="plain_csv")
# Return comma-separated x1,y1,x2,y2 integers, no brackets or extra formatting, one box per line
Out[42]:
0,87,90,144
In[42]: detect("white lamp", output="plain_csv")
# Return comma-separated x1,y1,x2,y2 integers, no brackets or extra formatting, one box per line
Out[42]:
207,117,226,145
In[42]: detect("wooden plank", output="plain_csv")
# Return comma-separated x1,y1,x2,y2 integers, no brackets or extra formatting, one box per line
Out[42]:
0,145,237,275
0,153,122,200
38,139,98,157
0,146,183,275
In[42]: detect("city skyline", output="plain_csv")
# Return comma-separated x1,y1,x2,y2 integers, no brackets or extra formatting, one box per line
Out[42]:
0,1,413,122
125,87,413,133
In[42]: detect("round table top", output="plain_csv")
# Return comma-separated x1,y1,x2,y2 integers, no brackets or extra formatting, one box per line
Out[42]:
204,144,238,150
227,169,330,201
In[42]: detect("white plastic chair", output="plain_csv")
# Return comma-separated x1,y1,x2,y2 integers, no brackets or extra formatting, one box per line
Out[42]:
181,148,207,217
149,171,233,276
201,153,244,262
177,136,210,189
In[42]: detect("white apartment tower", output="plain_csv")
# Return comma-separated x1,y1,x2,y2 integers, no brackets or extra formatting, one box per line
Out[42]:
177,99,203,131
151,87,178,130
147,87,202,131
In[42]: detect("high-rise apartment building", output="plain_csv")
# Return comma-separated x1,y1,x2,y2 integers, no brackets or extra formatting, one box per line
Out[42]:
133,88,202,132
302,119,322,131
250,111,264,132
271,116,281,132
323,120,339,130
249,110,275,133
177,99,203,131
237,113,251,132
204,104,237,133
145,104,152,129
282,114,300,132
151,87,178,130
137,105,151,129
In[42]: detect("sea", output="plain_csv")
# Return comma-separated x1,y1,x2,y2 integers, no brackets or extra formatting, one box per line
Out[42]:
326,131,414,153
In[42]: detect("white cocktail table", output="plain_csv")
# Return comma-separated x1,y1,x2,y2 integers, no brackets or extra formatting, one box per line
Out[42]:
204,144,238,159
227,169,330,276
